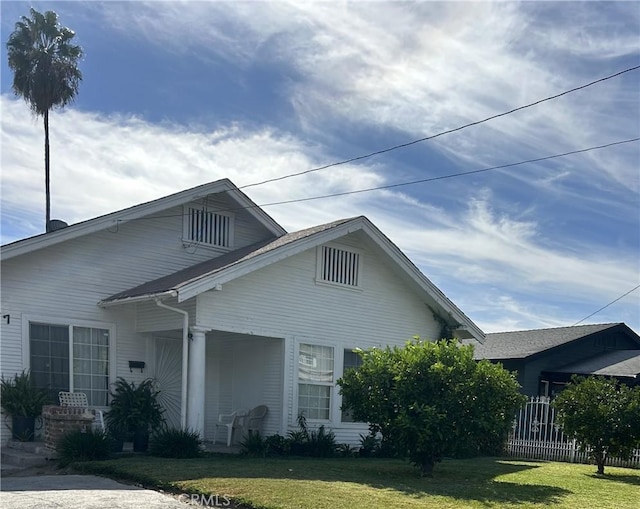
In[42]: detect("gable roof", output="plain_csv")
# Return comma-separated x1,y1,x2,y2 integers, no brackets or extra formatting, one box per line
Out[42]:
100,218,353,304
471,323,640,360
99,215,484,342
0,179,286,261
549,350,640,379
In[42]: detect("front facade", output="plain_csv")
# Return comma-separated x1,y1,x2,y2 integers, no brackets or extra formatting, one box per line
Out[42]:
1,179,483,444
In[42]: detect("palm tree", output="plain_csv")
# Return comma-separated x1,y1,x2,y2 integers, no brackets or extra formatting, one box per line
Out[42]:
6,8,83,231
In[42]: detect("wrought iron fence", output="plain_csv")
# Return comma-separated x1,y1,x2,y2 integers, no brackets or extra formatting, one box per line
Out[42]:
504,396,640,468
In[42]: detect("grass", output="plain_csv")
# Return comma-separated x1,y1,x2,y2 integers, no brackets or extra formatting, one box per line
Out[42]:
75,455,640,509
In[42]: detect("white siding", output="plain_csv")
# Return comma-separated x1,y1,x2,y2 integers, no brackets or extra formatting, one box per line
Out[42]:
204,333,283,442
0,191,275,443
195,235,442,443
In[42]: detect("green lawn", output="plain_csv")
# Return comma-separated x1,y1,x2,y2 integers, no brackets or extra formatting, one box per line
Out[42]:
76,455,640,509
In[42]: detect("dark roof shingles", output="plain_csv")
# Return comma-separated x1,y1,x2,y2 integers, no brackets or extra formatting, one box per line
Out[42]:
551,349,640,378
470,323,623,360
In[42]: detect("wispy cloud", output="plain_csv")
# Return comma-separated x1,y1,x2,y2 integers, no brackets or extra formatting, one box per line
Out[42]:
1,1,638,334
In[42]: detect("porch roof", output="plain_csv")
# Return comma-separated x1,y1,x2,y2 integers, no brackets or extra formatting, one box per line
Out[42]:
549,350,640,379
100,218,355,304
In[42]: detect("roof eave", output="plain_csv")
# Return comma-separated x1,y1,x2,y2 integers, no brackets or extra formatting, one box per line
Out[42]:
1,179,286,261
98,290,177,308
175,216,485,343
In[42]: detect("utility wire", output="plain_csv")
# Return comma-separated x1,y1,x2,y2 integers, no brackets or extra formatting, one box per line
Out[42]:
115,136,639,221
254,138,639,209
572,284,640,326
240,65,640,190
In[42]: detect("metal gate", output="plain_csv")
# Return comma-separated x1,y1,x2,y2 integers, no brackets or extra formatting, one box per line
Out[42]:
505,396,640,468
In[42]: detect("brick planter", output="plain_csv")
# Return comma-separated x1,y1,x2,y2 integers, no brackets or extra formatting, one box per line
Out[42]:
42,405,95,451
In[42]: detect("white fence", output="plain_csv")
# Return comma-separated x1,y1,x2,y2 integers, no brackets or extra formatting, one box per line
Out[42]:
504,396,640,469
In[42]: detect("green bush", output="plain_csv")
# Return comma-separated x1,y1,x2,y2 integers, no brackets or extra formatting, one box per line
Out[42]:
287,414,310,456
240,430,268,457
57,428,111,466
264,433,290,456
336,443,357,457
148,427,203,458
358,432,380,457
307,425,336,458
0,370,49,417
552,376,640,475
338,339,525,476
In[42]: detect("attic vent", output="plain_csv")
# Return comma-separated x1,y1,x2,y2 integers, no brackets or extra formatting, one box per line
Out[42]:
185,208,232,248
319,245,360,287
46,219,69,233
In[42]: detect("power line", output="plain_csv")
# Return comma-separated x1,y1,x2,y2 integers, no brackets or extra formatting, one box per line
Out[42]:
254,137,639,208
117,136,639,221
240,65,640,190
572,284,640,326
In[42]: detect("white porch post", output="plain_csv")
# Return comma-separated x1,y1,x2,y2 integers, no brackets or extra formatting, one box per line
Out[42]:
187,326,209,438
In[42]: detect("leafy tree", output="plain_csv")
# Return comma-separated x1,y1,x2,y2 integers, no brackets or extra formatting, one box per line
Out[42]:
6,8,83,230
338,338,525,476
552,375,640,475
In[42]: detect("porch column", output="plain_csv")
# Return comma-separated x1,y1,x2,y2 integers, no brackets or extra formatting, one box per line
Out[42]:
187,326,209,438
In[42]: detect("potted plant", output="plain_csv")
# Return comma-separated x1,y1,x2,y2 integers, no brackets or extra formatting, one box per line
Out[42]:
106,377,165,452
0,370,49,441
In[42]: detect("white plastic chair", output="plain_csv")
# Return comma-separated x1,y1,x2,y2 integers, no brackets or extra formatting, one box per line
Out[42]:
244,405,268,437
213,409,247,446
58,391,105,432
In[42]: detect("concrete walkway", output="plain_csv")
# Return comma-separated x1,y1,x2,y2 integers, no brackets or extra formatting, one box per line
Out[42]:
0,475,194,509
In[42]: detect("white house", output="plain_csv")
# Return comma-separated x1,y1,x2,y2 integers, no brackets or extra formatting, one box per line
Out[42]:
0,179,484,444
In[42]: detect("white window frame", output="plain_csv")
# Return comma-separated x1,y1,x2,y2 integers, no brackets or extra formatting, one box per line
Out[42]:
295,341,334,422
22,315,116,409
315,243,363,290
182,205,234,249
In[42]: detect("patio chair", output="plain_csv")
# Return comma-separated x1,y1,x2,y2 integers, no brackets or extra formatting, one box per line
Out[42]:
58,391,105,432
213,409,248,446
244,405,268,437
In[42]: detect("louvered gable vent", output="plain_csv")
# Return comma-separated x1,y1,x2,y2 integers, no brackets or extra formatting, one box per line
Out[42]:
185,207,232,248
319,245,360,287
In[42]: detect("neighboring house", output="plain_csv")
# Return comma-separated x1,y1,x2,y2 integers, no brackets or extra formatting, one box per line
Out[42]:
0,179,483,444
470,323,640,396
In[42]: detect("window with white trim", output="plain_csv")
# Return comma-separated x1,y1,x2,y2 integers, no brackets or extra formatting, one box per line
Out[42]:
341,349,364,422
184,207,233,248
298,343,334,420
30,322,110,406
318,245,360,287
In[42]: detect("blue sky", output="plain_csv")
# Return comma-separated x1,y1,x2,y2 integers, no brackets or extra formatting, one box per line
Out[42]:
1,1,639,334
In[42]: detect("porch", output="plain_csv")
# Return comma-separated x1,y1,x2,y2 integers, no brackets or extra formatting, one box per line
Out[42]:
151,329,284,444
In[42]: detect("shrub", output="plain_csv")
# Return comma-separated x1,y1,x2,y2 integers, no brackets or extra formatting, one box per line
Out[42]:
552,376,640,475
240,431,267,457
336,443,357,457
57,428,111,466
338,339,525,476
359,432,380,457
264,433,290,456
149,427,203,458
287,414,310,456
0,370,49,417
307,425,336,458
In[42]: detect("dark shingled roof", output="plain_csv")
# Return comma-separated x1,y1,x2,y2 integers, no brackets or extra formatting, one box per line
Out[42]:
470,323,627,360
551,350,640,379
103,217,356,303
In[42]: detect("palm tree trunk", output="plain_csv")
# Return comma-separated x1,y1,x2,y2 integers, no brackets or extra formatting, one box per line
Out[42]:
44,109,50,230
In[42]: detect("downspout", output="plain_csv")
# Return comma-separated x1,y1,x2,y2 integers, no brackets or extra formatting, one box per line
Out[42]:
155,299,189,430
